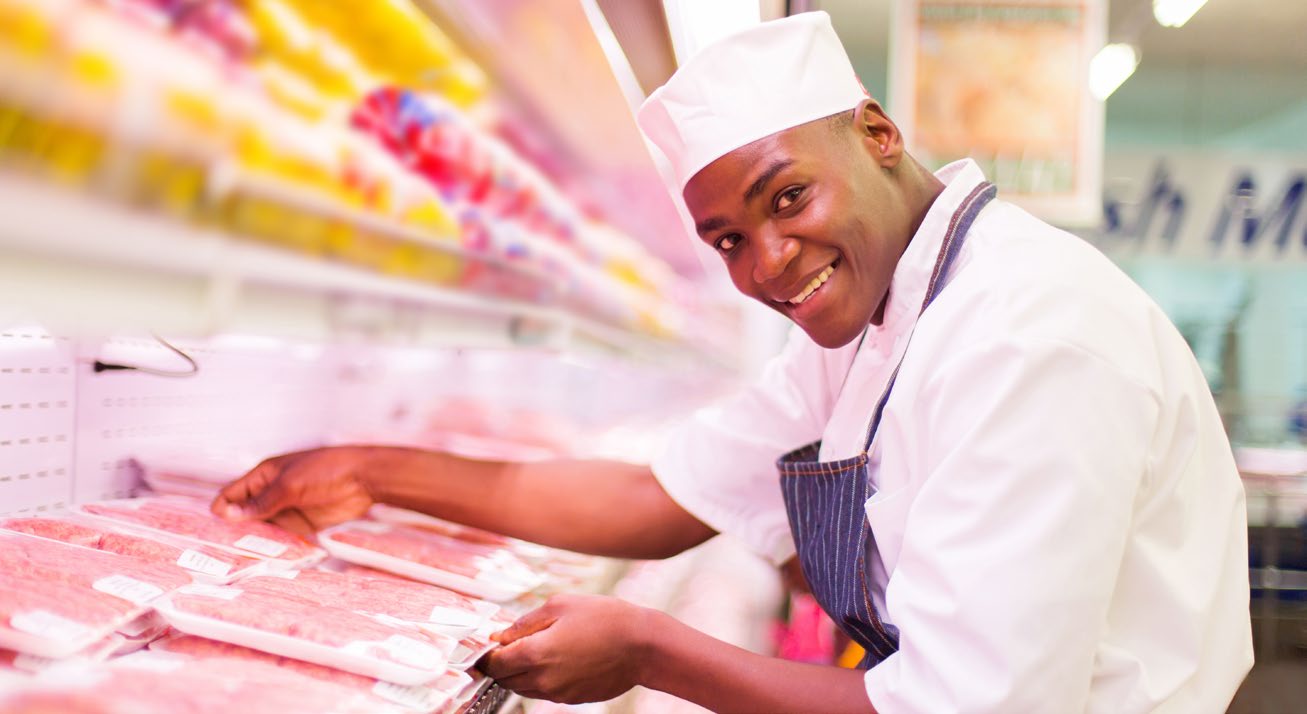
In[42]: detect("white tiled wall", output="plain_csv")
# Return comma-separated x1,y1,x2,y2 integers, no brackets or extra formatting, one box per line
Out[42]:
0,325,76,514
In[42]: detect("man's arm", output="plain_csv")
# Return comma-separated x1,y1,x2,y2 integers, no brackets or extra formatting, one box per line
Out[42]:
213,446,716,561
372,450,718,560
479,593,876,713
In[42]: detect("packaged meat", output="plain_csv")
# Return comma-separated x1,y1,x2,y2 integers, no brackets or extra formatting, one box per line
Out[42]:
369,504,553,562
319,521,544,602
134,453,253,500
151,633,473,713
77,496,324,569
0,650,388,714
447,632,497,671
0,531,189,658
239,568,498,637
153,581,456,685
1,514,266,583
445,671,495,714
0,633,127,673
0,516,103,548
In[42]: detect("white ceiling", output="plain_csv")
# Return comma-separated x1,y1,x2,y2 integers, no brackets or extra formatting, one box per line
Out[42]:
819,0,1307,70
1110,0,1307,69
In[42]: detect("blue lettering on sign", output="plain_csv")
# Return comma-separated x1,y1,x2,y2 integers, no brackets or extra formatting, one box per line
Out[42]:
1104,161,1307,257
1132,164,1186,248
1207,173,1304,254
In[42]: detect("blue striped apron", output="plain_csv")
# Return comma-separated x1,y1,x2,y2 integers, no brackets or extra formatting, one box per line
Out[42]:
777,181,996,668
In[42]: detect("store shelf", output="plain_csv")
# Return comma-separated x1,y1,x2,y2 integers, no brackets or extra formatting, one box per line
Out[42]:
414,0,703,278
0,173,720,368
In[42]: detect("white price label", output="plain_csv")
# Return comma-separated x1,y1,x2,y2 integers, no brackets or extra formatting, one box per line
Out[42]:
428,606,480,628
10,610,90,641
379,635,444,670
93,575,164,605
176,549,232,578
233,535,288,558
372,681,444,711
177,583,243,600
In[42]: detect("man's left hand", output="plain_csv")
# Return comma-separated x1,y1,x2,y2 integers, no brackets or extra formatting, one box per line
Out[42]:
478,593,653,704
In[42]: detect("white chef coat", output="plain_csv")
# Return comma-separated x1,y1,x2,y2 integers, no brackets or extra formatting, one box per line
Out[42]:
652,159,1253,713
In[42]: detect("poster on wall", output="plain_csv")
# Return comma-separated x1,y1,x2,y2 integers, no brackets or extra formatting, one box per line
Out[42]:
889,0,1105,226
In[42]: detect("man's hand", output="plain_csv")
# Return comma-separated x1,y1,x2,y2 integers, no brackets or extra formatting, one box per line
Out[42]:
210,446,379,536
478,594,652,704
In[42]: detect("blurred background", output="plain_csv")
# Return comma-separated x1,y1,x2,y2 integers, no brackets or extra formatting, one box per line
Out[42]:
0,0,1302,711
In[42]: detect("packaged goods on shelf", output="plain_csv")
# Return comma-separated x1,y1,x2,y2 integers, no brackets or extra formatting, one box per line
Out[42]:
362,509,609,594
447,671,496,714
0,531,189,658
0,631,127,674
151,632,475,713
154,579,457,686
77,495,326,568
320,520,544,602
0,514,267,583
238,568,499,638
0,650,414,714
0,0,705,349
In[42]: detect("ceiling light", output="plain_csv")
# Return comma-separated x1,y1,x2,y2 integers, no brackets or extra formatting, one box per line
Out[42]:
1089,43,1139,101
1153,0,1209,28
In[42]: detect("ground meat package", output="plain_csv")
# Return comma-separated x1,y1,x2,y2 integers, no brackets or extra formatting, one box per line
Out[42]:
0,531,190,658
319,521,544,601
446,671,495,714
0,632,127,675
150,632,476,713
368,504,553,563
0,514,266,584
0,650,402,714
239,567,500,639
152,579,459,685
76,496,325,570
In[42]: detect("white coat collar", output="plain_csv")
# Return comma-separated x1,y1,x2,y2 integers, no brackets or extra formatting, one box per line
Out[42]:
869,159,989,344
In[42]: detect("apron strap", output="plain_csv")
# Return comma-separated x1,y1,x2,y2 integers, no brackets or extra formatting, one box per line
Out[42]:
858,182,996,455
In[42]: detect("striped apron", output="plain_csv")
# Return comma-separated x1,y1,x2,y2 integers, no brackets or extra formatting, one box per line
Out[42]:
777,182,996,668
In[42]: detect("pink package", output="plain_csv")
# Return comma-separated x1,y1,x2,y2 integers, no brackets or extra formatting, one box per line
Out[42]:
155,582,457,685
0,651,389,714
0,531,190,658
78,496,323,566
320,521,543,601
1,515,264,583
240,568,492,629
153,633,472,713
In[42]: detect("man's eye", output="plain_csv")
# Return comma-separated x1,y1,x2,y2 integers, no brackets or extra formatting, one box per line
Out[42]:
775,186,804,211
714,234,741,253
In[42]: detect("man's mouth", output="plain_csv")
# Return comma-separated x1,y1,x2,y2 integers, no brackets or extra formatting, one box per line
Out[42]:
784,260,838,306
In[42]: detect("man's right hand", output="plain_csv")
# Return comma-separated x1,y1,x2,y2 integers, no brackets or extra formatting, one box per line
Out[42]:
211,446,379,537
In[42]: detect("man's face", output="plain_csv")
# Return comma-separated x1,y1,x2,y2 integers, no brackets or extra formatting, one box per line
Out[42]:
682,112,914,349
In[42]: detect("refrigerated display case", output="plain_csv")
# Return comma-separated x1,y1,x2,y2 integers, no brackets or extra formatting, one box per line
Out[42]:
0,1,774,711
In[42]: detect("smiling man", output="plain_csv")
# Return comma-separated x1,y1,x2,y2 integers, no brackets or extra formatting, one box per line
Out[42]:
214,11,1253,713
631,10,1252,711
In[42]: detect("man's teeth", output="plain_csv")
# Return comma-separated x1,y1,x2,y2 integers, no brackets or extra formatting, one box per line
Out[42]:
788,264,836,305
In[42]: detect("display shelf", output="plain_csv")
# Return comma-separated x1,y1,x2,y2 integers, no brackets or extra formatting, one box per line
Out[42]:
0,173,716,366
414,0,701,278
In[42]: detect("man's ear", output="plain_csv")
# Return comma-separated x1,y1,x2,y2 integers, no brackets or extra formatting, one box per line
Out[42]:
853,99,903,169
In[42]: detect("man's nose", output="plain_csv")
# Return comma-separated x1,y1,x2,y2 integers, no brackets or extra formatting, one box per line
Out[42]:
753,232,800,284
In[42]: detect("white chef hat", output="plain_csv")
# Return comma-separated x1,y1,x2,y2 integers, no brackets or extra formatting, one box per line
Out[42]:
637,11,868,192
